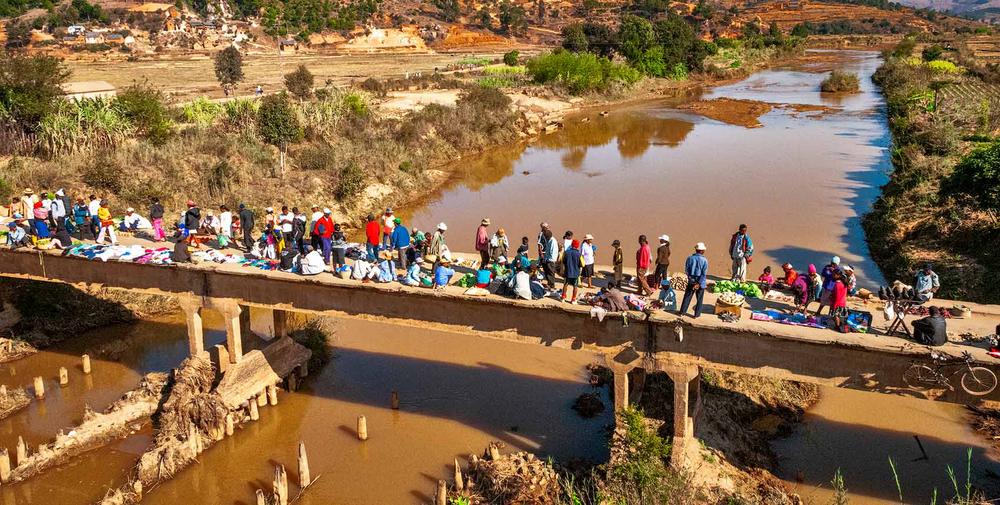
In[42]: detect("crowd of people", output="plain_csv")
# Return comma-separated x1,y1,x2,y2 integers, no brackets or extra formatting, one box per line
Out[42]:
0,188,950,339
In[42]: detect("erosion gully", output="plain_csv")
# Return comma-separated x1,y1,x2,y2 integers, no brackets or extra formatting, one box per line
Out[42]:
4,50,997,504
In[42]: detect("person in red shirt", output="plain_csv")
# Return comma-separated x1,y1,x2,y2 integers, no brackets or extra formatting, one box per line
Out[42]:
314,208,335,265
830,270,849,331
365,213,380,261
635,234,653,296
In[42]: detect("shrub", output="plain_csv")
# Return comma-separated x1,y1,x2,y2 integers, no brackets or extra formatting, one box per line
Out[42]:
284,64,314,101
927,60,960,74
821,70,860,92
526,50,641,94
257,91,303,148
922,44,943,62
457,86,511,113
0,53,72,130
945,140,1000,212
335,162,366,200
296,143,338,171
182,97,224,127
358,77,387,98
562,24,589,52
82,152,125,192
503,50,520,66
114,80,172,144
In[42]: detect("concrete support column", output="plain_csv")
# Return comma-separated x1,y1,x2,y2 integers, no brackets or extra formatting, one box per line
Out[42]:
612,369,629,413
218,302,244,364
179,297,206,358
665,363,700,470
273,309,288,340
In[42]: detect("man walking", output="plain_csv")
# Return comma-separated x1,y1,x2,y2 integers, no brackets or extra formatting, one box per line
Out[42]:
679,242,709,318
635,235,653,296
541,228,559,290
391,217,410,272
729,224,753,282
238,203,255,251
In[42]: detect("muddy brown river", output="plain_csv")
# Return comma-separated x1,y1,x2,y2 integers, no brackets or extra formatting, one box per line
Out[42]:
4,50,997,504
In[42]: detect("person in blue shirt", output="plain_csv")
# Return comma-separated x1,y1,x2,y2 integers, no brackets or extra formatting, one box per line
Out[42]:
679,242,709,318
433,258,456,289
390,217,411,272
5,222,28,249
561,239,583,303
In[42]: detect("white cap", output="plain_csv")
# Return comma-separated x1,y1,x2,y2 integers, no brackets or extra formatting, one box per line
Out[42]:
323,207,331,214
659,234,670,242
695,242,706,251
437,222,448,231
832,255,841,265
584,233,594,240
266,207,274,212
126,207,134,213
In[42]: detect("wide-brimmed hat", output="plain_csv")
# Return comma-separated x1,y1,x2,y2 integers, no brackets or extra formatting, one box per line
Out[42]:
385,207,393,214
481,218,490,226
266,207,274,213
658,234,670,242
437,222,447,231
23,188,32,194
584,233,594,240
323,208,332,214
695,242,706,251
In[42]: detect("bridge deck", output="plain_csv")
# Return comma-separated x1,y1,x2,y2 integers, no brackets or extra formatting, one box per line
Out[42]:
2,241,1000,403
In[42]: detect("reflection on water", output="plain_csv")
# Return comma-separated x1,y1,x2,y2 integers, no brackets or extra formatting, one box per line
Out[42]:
403,50,889,285
773,387,999,504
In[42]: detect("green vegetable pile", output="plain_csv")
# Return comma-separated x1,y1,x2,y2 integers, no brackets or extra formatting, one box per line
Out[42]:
711,280,762,298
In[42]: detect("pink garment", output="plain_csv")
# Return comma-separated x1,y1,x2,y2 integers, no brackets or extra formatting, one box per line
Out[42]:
636,244,652,270
33,207,48,220
152,218,165,241
475,225,489,252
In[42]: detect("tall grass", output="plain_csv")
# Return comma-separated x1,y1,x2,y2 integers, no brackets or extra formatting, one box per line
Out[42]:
182,97,224,128
36,98,134,156
526,50,641,95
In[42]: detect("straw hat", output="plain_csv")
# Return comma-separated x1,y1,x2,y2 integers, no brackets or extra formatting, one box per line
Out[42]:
23,188,32,194
481,218,490,226
695,242,706,251
379,250,393,260
658,234,670,242
437,222,448,231
584,233,594,241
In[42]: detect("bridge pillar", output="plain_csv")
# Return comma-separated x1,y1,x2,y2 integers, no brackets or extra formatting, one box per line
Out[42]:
217,301,244,364
664,363,701,470
273,309,288,340
179,297,206,358
612,368,630,413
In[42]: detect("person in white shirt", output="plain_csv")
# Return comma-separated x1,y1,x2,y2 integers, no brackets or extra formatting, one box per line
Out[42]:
581,233,596,288
88,195,102,238
49,191,66,222
278,205,294,246
202,211,221,235
300,245,326,275
121,208,152,231
219,205,233,238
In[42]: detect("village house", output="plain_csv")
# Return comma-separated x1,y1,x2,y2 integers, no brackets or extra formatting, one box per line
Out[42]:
84,31,105,44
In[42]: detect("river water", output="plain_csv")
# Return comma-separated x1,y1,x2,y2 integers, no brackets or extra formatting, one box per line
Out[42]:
5,50,998,504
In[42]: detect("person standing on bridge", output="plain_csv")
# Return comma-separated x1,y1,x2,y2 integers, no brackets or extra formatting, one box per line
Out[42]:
475,218,491,269
365,214,380,262
654,235,671,286
635,235,653,296
72,198,89,241
314,208,335,266
149,198,165,242
88,195,101,239
561,239,583,303
678,242,708,318
184,200,201,245
541,228,559,290
536,222,550,262
390,217,410,273
428,222,448,267
382,208,396,250
96,200,117,245
729,224,753,282
238,203,255,251
815,256,841,316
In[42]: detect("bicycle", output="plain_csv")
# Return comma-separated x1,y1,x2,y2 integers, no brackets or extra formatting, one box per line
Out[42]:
902,350,998,396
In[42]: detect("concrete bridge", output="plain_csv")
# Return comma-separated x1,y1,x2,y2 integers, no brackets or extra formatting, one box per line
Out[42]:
2,247,999,467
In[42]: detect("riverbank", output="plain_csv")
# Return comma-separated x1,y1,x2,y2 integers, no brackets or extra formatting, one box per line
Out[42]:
864,39,1000,303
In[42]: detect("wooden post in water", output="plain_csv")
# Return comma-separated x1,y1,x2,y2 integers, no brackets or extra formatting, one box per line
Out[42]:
255,489,266,505
249,399,260,421
488,445,501,461
132,480,143,500
16,436,26,465
391,390,399,410
82,354,91,374
288,373,298,392
33,376,44,399
357,416,368,441
256,390,267,408
298,442,310,488
273,464,288,505
436,479,447,505
188,424,201,455
454,458,464,491
225,413,234,436
59,367,68,386
0,448,10,484
1,384,8,396
267,384,278,406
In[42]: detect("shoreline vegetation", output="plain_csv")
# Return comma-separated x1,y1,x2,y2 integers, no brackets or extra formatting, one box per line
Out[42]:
866,36,1000,303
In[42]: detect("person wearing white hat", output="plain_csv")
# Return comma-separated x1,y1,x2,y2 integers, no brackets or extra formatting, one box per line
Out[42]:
654,234,671,286
729,224,754,282
581,234,596,288
428,222,448,268
120,206,151,232
679,242,708,318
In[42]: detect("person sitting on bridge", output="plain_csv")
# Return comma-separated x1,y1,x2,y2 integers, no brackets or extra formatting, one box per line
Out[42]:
300,245,326,276
171,239,192,263
5,222,28,249
791,267,813,314
279,246,299,272
401,257,423,286
913,306,947,346
776,262,798,290
915,264,940,302
49,222,74,250
433,257,455,290
376,250,396,283
119,208,151,233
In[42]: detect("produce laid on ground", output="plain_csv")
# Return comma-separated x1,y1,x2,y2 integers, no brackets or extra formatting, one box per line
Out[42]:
712,280,763,298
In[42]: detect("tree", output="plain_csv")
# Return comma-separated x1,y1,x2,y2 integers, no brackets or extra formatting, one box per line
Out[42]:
0,52,71,131
214,46,244,95
562,24,589,53
921,44,943,62
284,64,314,101
257,92,303,175
499,1,527,36
433,0,459,21
617,15,656,66
791,22,811,38
583,23,617,58
945,141,1000,216
114,80,172,143
477,7,493,29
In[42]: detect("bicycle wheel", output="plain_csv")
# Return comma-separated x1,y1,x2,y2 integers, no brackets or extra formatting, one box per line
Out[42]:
961,367,998,396
903,364,937,388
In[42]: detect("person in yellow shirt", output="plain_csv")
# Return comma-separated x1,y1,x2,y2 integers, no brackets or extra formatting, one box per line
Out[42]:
96,200,118,245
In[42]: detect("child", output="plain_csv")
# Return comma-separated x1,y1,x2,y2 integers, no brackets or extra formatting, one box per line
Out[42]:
611,239,624,286
758,266,775,294
657,276,676,310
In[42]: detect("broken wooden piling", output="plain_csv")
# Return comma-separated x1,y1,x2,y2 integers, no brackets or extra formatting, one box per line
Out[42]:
273,464,288,505
59,367,68,386
436,479,447,505
298,442,310,488
225,413,234,436
15,436,26,466
454,458,464,491
82,354,91,374
32,376,44,399
0,448,10,483
249,399,260,421
391,390,399,410
357,415,368,441
267,384,278,406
